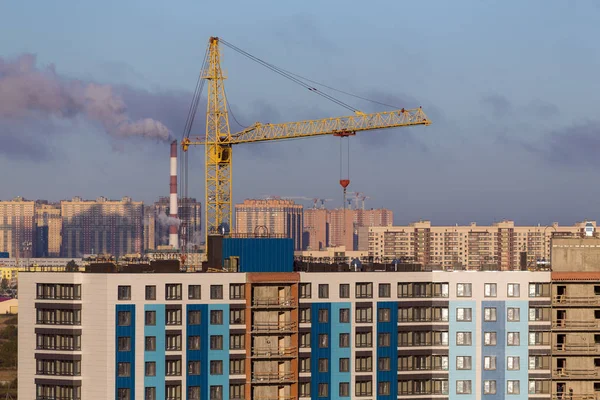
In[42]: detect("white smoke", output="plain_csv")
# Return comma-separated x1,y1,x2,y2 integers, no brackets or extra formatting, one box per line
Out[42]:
156,211,180,227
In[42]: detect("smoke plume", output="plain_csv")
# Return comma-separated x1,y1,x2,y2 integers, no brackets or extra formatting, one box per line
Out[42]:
156,211,180,227
0,54,171,140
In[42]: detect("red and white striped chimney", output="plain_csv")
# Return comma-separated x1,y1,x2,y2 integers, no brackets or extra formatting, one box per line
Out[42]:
169,140,179,249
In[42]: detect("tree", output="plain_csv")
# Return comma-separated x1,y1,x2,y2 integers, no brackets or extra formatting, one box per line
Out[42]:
0,279,8,290
66,260,79,272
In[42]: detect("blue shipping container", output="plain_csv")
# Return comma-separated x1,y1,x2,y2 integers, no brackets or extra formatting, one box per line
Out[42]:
0,252,8,258
222,238,294,273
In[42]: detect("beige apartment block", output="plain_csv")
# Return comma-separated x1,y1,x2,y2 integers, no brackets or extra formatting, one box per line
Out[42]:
153,197,201,248
143,206,155,251
0,197,35,258
235,199,303,250
61,196,144,258
303,208,328,250
367,219,594,270
36,203,62,257
327,208,354,250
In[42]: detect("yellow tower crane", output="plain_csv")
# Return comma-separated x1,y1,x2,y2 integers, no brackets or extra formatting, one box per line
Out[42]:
181,36,431,249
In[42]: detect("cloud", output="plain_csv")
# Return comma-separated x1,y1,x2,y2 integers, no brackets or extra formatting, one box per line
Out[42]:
527,99,560,118
273,14,338,53
481,93,511,117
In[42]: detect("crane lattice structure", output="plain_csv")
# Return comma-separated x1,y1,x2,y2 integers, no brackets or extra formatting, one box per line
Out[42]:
181,36,431,249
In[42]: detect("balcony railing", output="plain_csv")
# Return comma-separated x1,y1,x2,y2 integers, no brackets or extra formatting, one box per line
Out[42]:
553,296,600,306
552,394,599,400
252,297,296,308
553,368,599,378
251,372,295,383
552,320,600,329
252,321,297,333
554,343,600,353
252,346,296,357
249,397,296,400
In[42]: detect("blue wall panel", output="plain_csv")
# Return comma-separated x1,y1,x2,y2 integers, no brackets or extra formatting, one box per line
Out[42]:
206,304,230,400
144,304,165,400
187,304,207,400
449,300,476,400
311,303,331,400
504,300,528,400
481,301,505,400
115,305,135,400
222,238,294,272
377,301,398,400
331,302,351,398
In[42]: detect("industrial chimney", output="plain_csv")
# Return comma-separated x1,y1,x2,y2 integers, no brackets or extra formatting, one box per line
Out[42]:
169,140,179,249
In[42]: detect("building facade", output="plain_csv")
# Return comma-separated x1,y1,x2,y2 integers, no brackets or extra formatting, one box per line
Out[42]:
0,197,36,259
36,203,62,257
327,208,354,250
20,268,554,400
154,197,202,249
143,206,156,251
303,208,328,251
61,197,144,258
367,220,593,270
235,199,303,250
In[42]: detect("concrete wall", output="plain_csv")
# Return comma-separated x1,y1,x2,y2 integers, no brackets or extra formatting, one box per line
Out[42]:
552,238,600,272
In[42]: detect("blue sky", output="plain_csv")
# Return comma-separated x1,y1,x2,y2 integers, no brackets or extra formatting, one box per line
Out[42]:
1,0,599,226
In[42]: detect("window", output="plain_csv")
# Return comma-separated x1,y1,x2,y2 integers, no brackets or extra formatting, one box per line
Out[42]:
210,385,223,400
145,311,156,326
166,359,181,376
484,332,497,346
378,357,390,371
166,385,182,400
339,357,350,372
339,308,350,323
230,384,244,400
456,308,472,321
378,333,391,347
210,335,223,350
356,282,373,298
230,309,244,324
210,285,223,299
355,380,372,396
118,388,130,400
507,380,520,394
300,332,311,348
456,356,472,370
378,308,391,322
318,358,328,372
318,284,329,298
398,282,410,297
379,283,391,297
529,282,549,297
188,386,200,400
145,285,156,300
339,284,350,298
355,356,372,372
145,387,156,400
484,307,497,321
229,284,245,300
299,283,311,298
300,307,311,323
483,380,496,395
378,381,390,396
188,310,201,325
456,380,472,394
484,283,497,297
188,360,200,375
356,306,372,323
299,382,311,397
433,282,449,297
529,307,550,321
356,331,372,347
507,356,520,370
507,332,520,346
145,336,156,351
230,334,245,350
299,357,310,372
456,283,472,297
318,309,329,323
118,285,131,300
166,309,181,325
118,311,131,326
166,333,182,351
456,332,472,345
529,355,550,370
318,383,328,397
210,310,223,325
118,362,131,377
507,307,520,322
145,361,156,376
210,360,223,375
340,382,350,397
118,337,131,351
507,283,520,297
339,333,350,347
319,333,328,348
529,331,549,346
188,285,201,300
230,359,244,374
484,356,496,370
188,336,200,350
165,283,182,300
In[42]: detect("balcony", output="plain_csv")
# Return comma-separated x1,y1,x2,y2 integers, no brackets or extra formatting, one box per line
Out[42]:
252,297,296,308
553,343,600,354
552,395,599,400
252,321,297,333
552,320,600,330
553,296,600,306
250,397,296,400
251,372,295,383
252,346,296,358
553,368,599,378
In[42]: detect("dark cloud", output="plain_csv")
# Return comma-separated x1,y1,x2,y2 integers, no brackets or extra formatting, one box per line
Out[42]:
527,99,560,118
272,14,338,53
0,121,52,161
481,93,511,117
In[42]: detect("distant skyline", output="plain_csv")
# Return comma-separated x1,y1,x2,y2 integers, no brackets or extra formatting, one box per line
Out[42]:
1,1,600,226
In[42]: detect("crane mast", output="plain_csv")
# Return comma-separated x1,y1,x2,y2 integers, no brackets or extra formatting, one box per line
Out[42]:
181,36,431,249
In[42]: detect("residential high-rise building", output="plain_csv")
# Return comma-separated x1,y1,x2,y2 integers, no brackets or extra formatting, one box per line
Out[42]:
60,196,144,258
235,199,303,250
154,197,202,248
143,206,155,251
303,208,328,250
354,208,394,227
0,197,35,258
367,219,592,269
35,203,62,257
327,208,354,249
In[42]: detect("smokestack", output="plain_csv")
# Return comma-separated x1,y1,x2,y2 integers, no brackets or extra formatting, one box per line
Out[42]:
169,140,179,249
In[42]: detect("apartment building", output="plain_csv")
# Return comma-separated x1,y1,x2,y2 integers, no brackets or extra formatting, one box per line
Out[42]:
235,199,303,250
20,266,555,400
153,197,202,248
368,220,593,270
36,203,62,257
303,208,328,251
327,208,354,250
143,206,156,251
0,197,36,258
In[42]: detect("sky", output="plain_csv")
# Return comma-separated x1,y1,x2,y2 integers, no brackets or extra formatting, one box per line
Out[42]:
1,0,600,226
